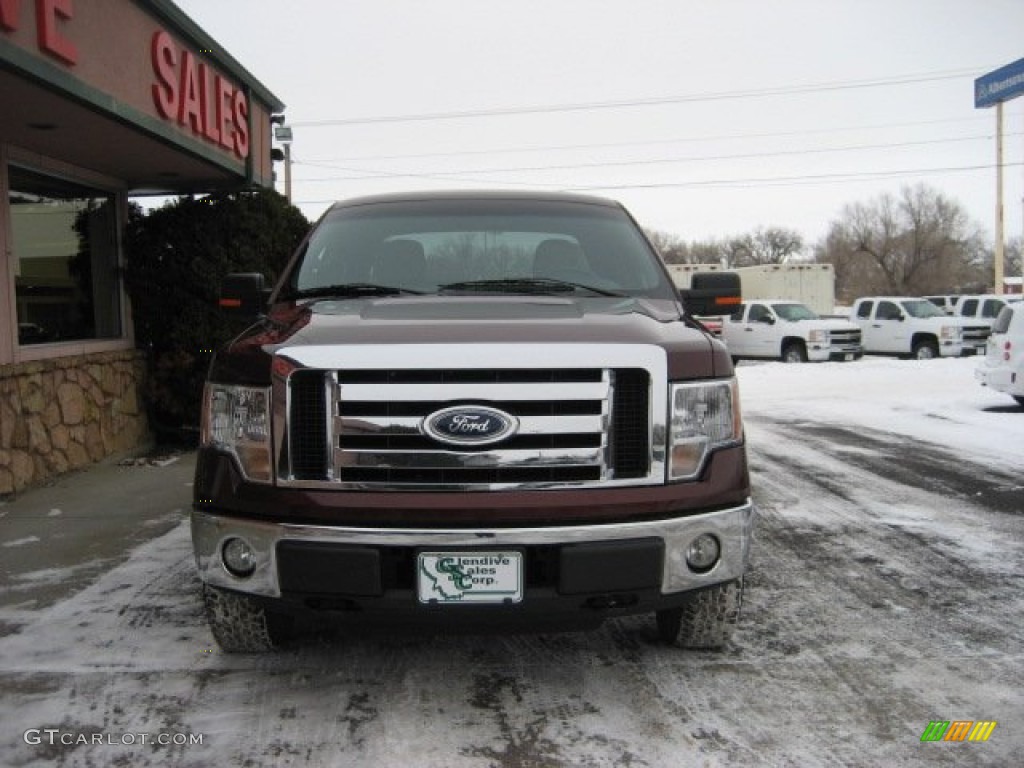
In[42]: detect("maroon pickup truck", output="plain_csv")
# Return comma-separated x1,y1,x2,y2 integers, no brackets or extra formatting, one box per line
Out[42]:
192,190,753,652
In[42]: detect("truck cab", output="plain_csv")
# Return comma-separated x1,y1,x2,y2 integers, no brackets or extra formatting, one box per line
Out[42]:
722,300,862,363
193,191,754,652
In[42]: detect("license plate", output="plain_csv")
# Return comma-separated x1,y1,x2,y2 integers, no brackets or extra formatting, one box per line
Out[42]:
844,353,854,361
417,551,523,604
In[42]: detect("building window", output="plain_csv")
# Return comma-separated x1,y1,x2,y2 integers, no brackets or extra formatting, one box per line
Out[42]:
10,166,122,346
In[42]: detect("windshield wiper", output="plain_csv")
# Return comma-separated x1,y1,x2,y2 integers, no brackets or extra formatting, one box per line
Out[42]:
281,283,425,301
438,277,624,297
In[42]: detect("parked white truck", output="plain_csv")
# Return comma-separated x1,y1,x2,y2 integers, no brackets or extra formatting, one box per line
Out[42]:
953,294,1021,340
722,300,862,363
850,297,983,359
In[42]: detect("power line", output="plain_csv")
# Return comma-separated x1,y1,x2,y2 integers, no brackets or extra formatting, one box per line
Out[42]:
293,132,1022,182
302,115,994,165
288,161,1024,206
288,68,982,128
565,162,1024,192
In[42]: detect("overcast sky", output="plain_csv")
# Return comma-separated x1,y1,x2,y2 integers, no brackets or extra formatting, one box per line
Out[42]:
174,0,1024,250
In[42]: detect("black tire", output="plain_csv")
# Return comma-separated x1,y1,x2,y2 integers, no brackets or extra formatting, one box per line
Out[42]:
656,579,744,649
781,342,807,363
203,585,292,653
1014,396,1024,407
912,339,939,360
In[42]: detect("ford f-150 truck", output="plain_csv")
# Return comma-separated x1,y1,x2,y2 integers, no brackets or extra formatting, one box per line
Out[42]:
193,191,754,652
722,300,862,363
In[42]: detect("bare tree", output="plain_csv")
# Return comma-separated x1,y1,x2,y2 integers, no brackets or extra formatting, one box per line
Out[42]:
816,184,984,297
723,227,804,267
688,239,725,265
970,236,1024,293
643,228,690,263
1009,236,1023,278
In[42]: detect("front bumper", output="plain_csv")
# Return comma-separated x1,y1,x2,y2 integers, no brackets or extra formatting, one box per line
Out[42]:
191,501,755,605
976,364,1022,396
939,340,964,357
810,346,863,362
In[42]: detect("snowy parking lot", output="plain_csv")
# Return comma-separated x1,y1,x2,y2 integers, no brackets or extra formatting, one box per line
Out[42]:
0,356,1021,767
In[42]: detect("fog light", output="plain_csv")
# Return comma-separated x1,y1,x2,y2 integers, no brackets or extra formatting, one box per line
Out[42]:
222,537,257,577
685,534,720,572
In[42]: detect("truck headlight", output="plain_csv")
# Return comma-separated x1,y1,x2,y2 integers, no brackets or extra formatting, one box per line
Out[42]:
668,379,743,481
808,329,828,344
940,325,961,340
201,383,272,482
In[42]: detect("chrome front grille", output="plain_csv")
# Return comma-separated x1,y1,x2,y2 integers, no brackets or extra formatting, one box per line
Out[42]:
275,344,666,491
962,324,990,347
830,329,862,352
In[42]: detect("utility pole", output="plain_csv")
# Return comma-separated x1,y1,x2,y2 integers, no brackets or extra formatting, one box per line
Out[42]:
995,101,1004,295
284,141,292,203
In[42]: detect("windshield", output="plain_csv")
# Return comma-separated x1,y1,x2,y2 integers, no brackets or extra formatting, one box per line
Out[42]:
282,198,676,301
900,299,946,319
773,303,819,321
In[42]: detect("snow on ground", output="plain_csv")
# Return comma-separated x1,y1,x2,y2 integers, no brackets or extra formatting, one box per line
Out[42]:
737,355,1023,472
0,354,1020,767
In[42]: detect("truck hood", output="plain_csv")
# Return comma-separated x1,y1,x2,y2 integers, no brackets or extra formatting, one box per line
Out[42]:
212,295,731,383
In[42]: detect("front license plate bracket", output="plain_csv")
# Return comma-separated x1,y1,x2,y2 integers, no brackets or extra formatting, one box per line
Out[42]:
417,551,523,604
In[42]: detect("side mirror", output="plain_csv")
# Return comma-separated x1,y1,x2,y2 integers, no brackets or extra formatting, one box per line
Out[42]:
681,272,741,316
760,315,776,325
220,273,266,321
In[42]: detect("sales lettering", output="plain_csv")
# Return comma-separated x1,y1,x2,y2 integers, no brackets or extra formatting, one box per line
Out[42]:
150,29,249,159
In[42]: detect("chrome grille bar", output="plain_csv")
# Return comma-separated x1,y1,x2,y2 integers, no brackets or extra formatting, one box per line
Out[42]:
274,344,667,491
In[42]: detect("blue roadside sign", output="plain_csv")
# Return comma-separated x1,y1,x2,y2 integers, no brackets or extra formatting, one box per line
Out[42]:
975,57,1024,108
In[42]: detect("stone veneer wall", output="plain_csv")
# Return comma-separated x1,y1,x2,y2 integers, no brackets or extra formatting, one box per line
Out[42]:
0,350,150,495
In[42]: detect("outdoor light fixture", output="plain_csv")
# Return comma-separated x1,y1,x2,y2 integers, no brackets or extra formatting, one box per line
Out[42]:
268,115,293,202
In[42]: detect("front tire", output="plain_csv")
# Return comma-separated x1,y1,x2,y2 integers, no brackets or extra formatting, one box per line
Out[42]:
203,585,292,653
781,342,807,363
656,579,744,649
912,339,939,360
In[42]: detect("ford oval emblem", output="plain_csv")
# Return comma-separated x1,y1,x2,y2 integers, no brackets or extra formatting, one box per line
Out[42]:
422,406,518,447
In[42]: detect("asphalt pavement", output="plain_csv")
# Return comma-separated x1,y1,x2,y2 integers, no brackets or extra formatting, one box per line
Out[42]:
0,450,196,630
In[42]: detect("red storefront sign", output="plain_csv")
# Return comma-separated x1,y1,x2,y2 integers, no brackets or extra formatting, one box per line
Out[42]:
1,0,78,65
150,30,250,160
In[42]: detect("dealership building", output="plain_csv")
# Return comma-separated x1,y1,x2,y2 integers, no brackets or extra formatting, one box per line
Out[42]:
1,0,283,494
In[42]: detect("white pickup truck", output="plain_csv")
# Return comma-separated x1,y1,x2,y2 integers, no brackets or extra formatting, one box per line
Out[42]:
850,297,982,359
722,300,862,363
954,294,1021,352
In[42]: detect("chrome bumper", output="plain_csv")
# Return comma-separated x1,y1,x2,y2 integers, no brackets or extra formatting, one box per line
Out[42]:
191,501,755,598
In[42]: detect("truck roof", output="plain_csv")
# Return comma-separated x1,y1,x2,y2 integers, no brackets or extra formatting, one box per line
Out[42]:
326,189,623,211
